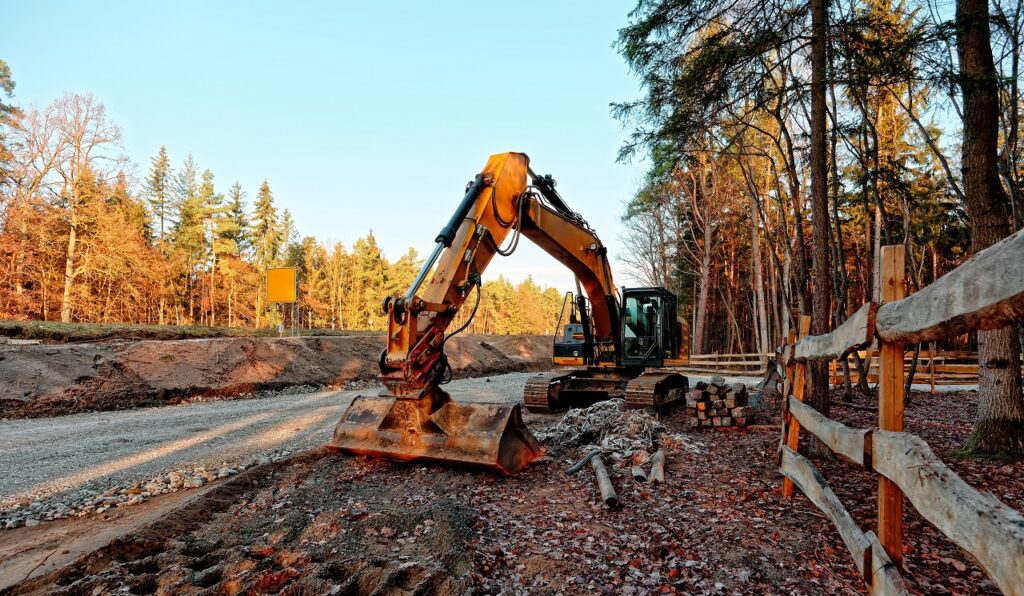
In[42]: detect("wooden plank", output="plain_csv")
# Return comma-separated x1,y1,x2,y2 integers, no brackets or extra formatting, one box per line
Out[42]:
780,446,873,578
873,431,1024,594
782,315,812,499
688,352,773,359
794,303,878,362
787,397,871,466
865,531,910,596
876,228,1024,343
878,245,905,568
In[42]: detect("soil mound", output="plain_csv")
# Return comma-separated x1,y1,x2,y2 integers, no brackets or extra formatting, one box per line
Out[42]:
0,334,550,418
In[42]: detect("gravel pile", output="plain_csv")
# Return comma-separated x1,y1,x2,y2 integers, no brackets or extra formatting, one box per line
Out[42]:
0,449,295,530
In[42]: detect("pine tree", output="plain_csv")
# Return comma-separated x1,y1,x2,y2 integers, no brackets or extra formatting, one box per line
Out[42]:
146,146,172,244
172,165,210,322
350,231,387,329
384,247,421,299
251,180,281,325
252,180,280,272
174,154,199,212
226,182,249,257
279,209,299,262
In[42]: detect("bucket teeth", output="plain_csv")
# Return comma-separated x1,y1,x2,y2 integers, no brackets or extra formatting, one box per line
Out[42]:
328,392,542,475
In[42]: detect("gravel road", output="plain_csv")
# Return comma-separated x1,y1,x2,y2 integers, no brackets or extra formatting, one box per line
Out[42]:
0,372,535,517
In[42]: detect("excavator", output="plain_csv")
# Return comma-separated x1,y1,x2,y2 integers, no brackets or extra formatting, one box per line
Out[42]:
328,152,687,474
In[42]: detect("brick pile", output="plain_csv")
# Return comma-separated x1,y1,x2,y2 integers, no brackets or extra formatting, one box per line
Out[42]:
686,376,756,428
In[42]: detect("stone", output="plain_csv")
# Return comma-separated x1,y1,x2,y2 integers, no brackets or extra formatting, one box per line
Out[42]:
24,518,41,527
183,476,205,489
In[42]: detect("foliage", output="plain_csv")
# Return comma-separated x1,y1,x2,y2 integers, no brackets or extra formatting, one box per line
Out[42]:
0,90,562,334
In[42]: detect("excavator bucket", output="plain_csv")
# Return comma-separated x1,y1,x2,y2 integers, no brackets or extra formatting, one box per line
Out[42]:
328,391,543,475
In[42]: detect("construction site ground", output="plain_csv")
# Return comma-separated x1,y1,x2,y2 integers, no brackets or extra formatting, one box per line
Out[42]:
2,360,1019,594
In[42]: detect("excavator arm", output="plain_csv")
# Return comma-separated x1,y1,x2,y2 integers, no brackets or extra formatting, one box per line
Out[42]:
329,152,617,474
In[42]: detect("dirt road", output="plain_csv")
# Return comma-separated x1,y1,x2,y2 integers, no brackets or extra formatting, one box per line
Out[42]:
0,373,536,516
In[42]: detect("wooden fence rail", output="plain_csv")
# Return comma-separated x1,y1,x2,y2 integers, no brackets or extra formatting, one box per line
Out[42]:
827,351,1024,388
778,231,1024,595
673,352,772,377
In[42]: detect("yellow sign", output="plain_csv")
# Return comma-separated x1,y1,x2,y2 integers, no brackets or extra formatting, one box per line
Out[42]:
267,267,297,303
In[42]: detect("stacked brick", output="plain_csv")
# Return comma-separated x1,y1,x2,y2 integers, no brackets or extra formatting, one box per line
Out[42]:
686,376,756,428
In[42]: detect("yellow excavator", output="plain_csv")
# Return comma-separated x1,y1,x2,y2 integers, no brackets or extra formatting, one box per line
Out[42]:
328,152,687,474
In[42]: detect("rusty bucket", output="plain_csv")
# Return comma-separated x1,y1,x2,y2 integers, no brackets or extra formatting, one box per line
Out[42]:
327,388,543,475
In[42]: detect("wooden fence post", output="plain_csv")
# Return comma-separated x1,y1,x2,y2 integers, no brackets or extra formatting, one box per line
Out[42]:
878,245,906,567
782,315,812,499
928,343,936,395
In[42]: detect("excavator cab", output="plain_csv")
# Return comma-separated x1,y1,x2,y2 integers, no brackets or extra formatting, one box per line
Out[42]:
619,287,680,368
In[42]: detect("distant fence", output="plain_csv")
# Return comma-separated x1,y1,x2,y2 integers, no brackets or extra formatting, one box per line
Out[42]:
779,233,1024,595
673,352,772,377
829,350,1024,389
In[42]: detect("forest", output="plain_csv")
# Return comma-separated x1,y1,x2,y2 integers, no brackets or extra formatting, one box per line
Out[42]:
613,0,1022,455
0,74,565,335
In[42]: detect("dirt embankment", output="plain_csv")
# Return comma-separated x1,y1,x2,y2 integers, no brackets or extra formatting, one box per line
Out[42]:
0,334,551,419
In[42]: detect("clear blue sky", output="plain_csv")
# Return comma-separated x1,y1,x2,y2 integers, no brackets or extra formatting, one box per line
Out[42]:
1,1,648,291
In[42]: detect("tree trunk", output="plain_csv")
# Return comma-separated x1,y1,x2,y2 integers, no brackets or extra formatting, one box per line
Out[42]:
60,222,77,323
750,199,770,354
210,254,217,327
693,242,712,355
958,0,1024,457
809,0,832,433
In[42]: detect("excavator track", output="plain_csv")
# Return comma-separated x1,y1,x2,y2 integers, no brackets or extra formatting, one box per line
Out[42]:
523,371,569,413
624,370,689,410
524,368,688,413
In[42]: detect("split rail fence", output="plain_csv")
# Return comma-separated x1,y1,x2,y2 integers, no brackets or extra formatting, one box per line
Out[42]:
828,350,1023,389
778,231,1024,595
674,352,772,377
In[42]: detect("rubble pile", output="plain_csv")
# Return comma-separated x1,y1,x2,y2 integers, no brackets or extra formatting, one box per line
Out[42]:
534,398,665,458
687,376,757,428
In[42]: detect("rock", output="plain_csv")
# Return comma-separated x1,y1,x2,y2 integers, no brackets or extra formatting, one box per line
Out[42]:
183,476,205,489
217,467,236,479
168,471,185,489
24,518,40,527
5,519,24,529
125,495,145,506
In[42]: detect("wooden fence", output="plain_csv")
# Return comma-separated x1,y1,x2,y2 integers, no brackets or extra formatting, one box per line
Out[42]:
779,231,1024,595
829,350,1024,389
673,352,772,377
